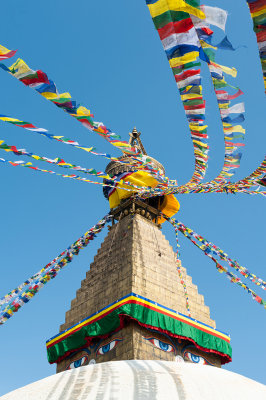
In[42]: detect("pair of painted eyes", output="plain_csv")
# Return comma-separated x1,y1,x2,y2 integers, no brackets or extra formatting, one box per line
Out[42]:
147,338,210,365
67,339,121,369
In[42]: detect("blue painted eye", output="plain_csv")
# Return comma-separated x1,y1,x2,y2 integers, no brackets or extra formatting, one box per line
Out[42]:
101,343,111,354
191,354,200,363
159,340,170,351
74,359,82,367
145,338,174,353
97,338,122,356
67,356,88,370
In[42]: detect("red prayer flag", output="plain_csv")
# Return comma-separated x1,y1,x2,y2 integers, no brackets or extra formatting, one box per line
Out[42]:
175,69,200,82
0,49,17,60
21,70,49,86
184,102,205,110
158,18,194,40
248,0,265,13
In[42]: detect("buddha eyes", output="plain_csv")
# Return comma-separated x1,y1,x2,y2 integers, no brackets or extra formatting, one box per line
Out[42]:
65,338,122,369
97,338,122,355
67,356,88,370
146,338,174,353
183,351,210,365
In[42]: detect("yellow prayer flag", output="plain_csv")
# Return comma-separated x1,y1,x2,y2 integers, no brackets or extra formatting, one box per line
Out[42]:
222,172,234,177
251,8,266,18
0,116,20,123
59,162,72,167
218,103,230,109
194,150,205,157
0,44,11,55
181,92,202,100
193,141,208,148
200,40,217,50
223,125,245,134
9,59,32,77
147,0,205,19
169,51,199,68
77,146,94,153
189,124,208,132
76,106,92,116
185,85,202,94
210,61,237,78
41,92,59,99
41,92,71,100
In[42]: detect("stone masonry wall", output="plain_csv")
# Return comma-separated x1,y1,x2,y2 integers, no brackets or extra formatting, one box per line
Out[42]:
60,214,215,332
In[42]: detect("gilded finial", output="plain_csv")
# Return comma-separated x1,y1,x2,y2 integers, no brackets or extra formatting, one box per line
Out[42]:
128,127,147,155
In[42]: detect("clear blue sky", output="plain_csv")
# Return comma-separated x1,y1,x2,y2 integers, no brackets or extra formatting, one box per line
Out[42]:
0,0,265,395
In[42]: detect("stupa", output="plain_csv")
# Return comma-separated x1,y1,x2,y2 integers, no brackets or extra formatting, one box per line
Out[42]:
1,130,266,400
46,129,231,371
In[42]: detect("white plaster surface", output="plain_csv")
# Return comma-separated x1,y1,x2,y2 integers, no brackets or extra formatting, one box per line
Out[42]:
1,360,266,400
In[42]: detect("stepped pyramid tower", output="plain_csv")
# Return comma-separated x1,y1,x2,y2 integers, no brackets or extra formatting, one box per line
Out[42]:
46,129,232,372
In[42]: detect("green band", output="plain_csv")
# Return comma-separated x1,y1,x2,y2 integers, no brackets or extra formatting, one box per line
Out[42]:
47,298,232,364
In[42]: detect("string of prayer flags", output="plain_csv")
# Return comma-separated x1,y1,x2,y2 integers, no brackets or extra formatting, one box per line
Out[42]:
246,0,266,93
0,114,50,133
0,57,139,156
192,5,246,183
146,2,245,191
0,150,153,195
178,223,266,289
213,259,266,309
0,156,137,192
0,114,113,160
133,168,266,197
177,259,191,316
0,139,110,179
0,45,224,191
229,156,266,190
166,157,265,196
4,59,158,176
146,0,211,190
172,218,266,290
0,215,111,324
194,8,246,184
0,44,17,61
166,216,266,309
0,20,261,198
0,110,166,181
0,114,163,183
172,224,191,316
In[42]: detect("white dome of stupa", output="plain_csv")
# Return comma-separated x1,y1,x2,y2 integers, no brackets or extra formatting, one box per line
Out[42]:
1,360,266,400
